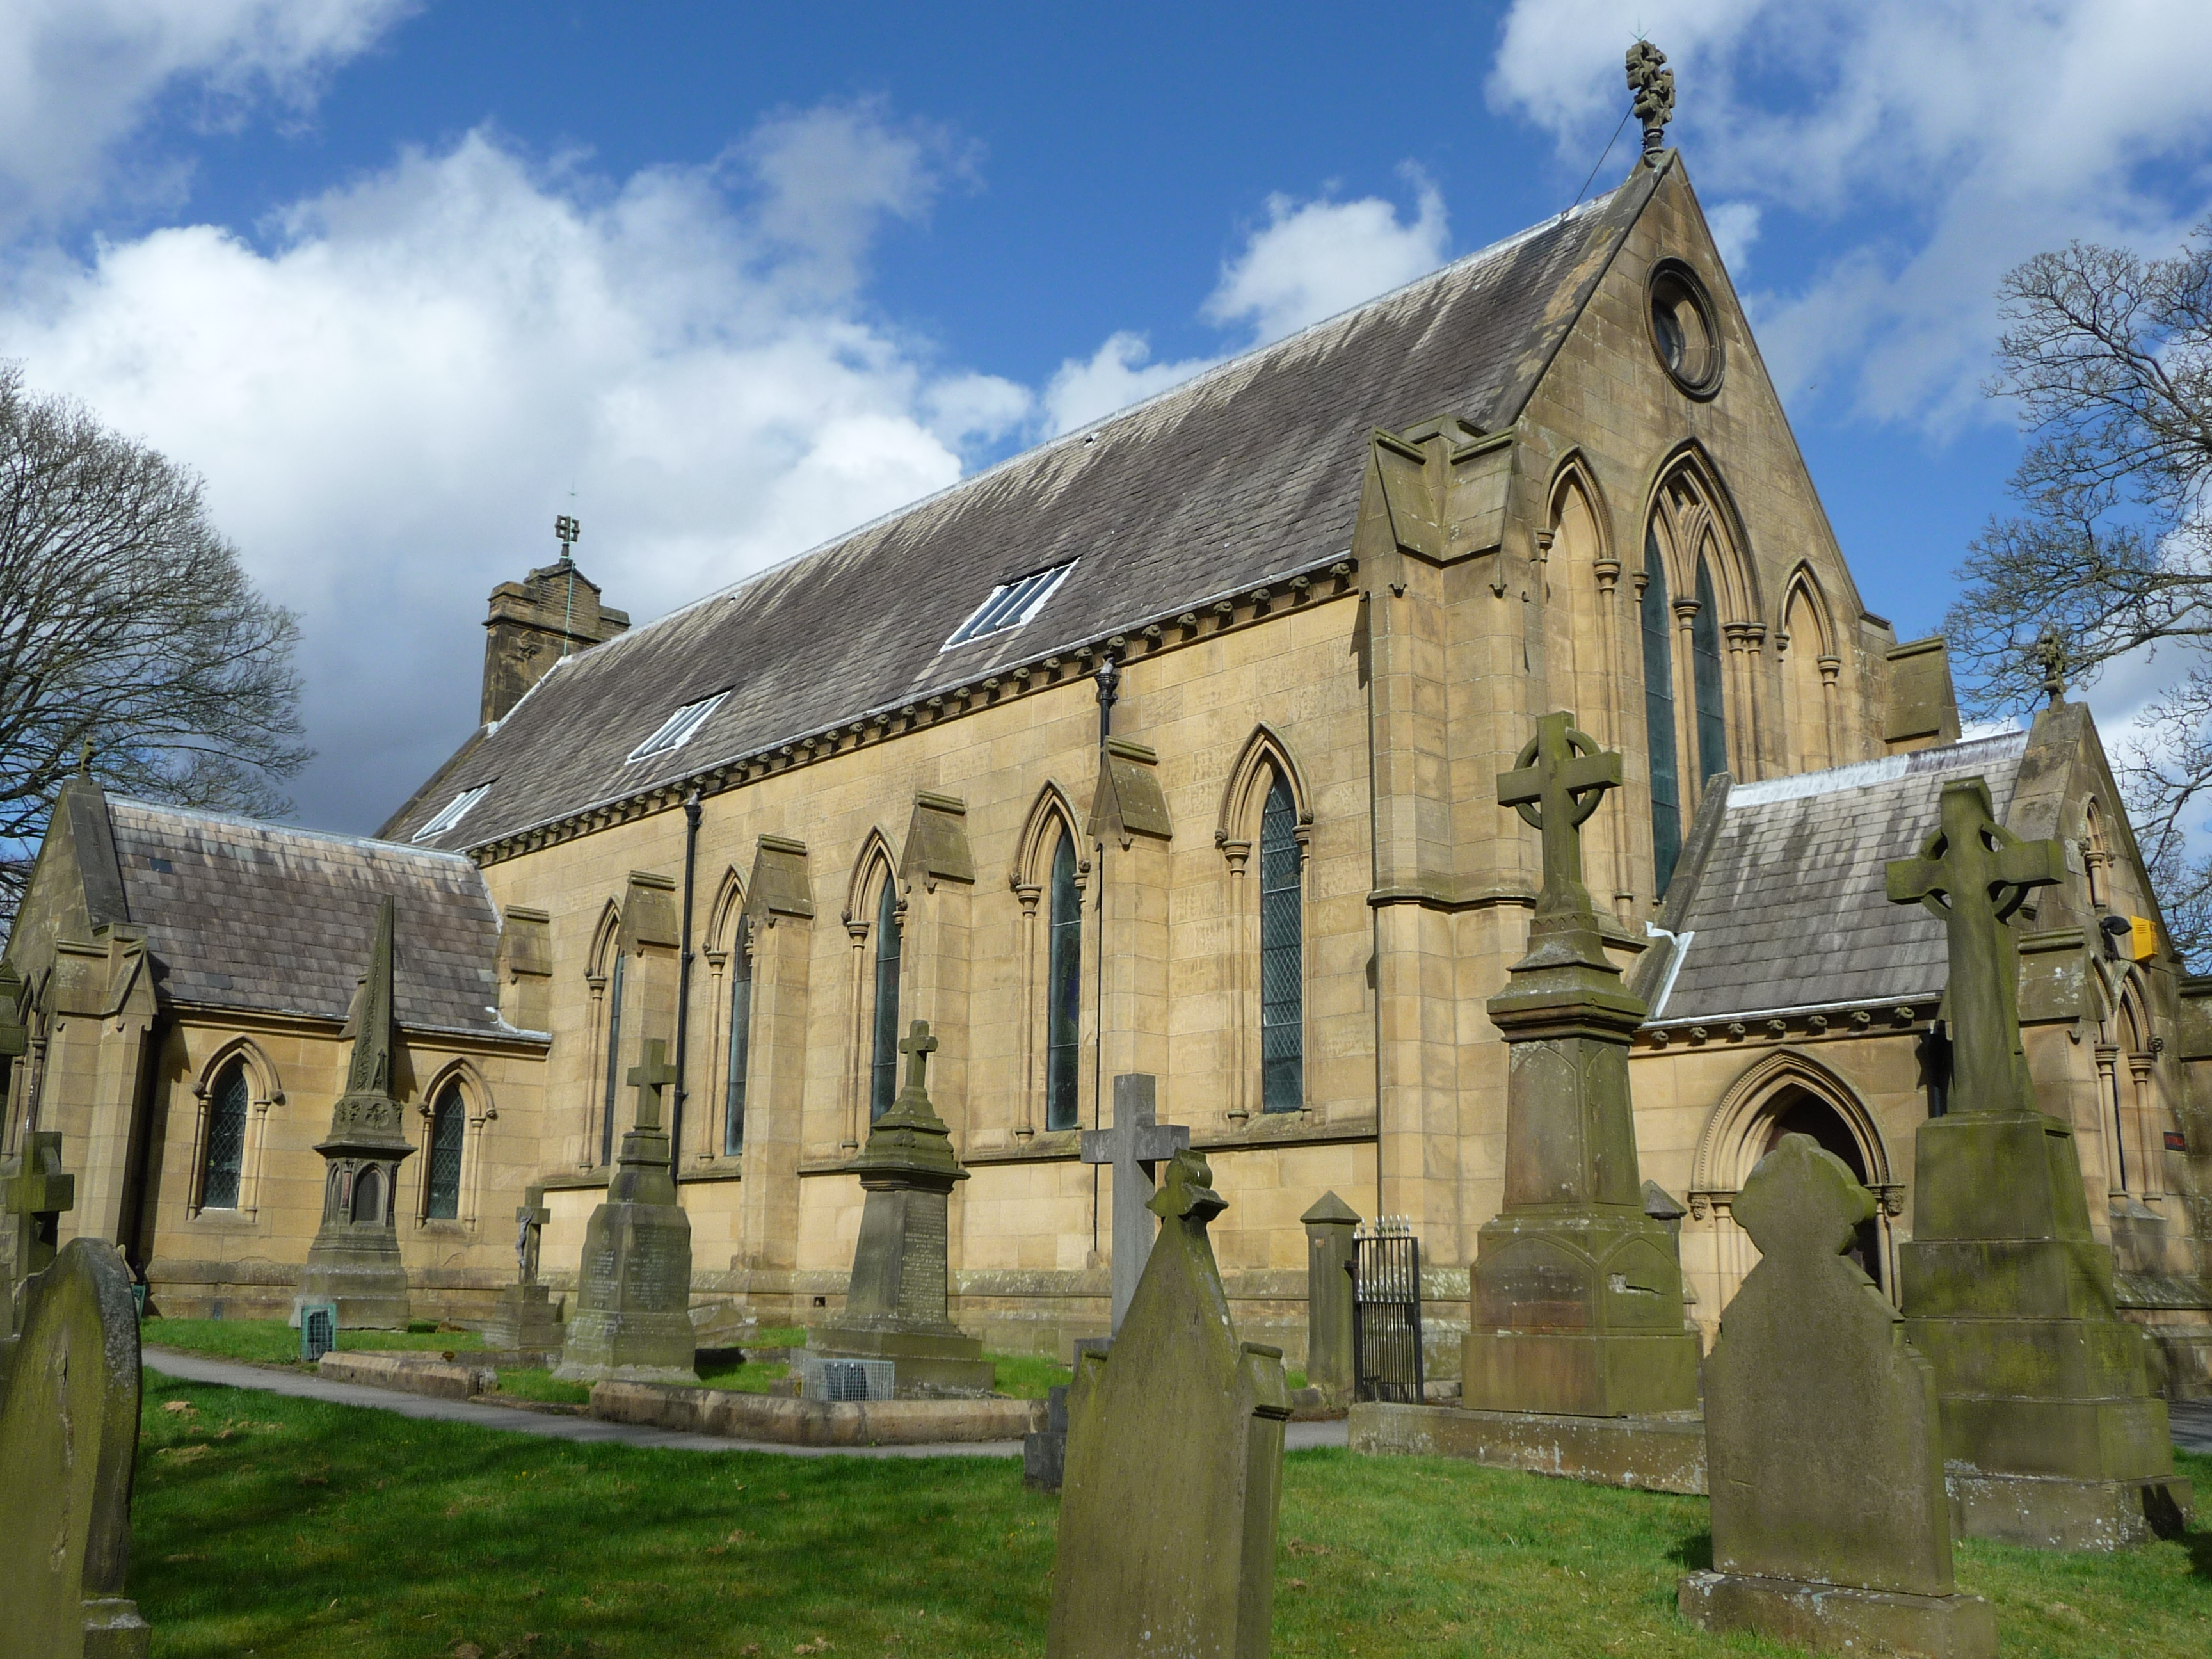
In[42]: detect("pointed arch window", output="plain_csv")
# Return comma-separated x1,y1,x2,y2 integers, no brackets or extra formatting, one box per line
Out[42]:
200,1061,249,1210
600,952,626,1165
725,917,753,1154
1260,769,1304,1111
1641,533,1681,895
869,877,902,1121
424,1082,465,1220
1046,828,1083,1131
1692,557,1727,787
352,1166,385,1224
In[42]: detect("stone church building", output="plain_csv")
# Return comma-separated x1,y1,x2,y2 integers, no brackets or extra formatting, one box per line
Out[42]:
6,145,2210,1389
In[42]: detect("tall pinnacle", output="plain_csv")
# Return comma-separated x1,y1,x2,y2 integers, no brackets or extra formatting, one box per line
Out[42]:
344,895,397,1103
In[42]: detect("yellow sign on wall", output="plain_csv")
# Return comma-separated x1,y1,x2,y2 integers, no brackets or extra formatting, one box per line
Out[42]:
2128,916,2158,962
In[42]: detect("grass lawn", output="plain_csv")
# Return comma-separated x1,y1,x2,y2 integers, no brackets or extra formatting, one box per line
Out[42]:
144,1318,486,1366
134,1368,2211,1659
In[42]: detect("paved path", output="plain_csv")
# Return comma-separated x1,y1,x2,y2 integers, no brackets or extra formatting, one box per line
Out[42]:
143,1349,1353,1459
2172,1399,2212,1457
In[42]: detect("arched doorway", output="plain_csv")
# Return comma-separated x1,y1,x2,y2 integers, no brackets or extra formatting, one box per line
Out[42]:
1758,1087,1883,1289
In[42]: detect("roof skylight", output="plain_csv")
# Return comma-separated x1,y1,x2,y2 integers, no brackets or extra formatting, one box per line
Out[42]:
627,690,728,764
942,561,1075,650
413,782,492,843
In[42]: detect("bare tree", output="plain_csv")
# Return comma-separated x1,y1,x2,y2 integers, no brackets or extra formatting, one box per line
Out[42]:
1944,225,2212,963
0,364,308,928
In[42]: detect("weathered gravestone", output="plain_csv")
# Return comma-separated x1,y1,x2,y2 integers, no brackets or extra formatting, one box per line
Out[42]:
0,1236,152,1657
554,1040,698,1383
1464,715,1699,1425
297,895,414,1329
1679,1134,1996,1659
1047,1150,1289,1659
1888,777,2189,1548
1301,1191,1360,1404
484,1183,559,1351
811,1020,992,1396
3,1129,77,1388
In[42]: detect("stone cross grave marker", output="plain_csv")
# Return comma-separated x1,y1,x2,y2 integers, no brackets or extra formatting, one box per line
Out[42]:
1464,712,1698,1424
4,1129,76,1290
1885,781,2065,1117
554,1038,696,1383
1080,1073,1190,1334
1885,778,2188,1547
1048,1150,1288,1659
1681,1133,1996,1658
811,1019,993,1395
487,1182,559,1353
0,1236,152,1657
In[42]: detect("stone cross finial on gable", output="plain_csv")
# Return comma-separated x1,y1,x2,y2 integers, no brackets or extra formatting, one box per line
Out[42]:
1887,778,2065,1116
1627,40,1676,156
627,1039,679,1131
898,1020,938,1096
1498,712,1620,919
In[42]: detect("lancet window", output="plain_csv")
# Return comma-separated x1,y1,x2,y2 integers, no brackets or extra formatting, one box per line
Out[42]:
725,916,753,1154
1259,769,1304,1111
1046,828,1083,1131
869,876,902,1121
600,951,627,1165
424,1082,465,1220
1641,533,1682,895
1692,557,1727,788
200,1060,249,1210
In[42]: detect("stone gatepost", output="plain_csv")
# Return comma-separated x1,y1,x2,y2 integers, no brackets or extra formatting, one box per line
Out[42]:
811,1020,992,1395
1888,777,2190,1548
556,1040,698,1384
297,896,413,1330
1680,1134,1996,1658
1463,713,1699,1418
1301,1191,1360,1401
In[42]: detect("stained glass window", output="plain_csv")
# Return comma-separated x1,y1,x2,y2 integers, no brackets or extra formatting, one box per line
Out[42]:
725,917,753,1155
424,1083,464,1220
869,878,902,1121
1642,531,1681,896
200,1061,248,1210
1693,557,1727,787
1260,771,1304,1112
1046,828,1082,1131
600,952,625,1166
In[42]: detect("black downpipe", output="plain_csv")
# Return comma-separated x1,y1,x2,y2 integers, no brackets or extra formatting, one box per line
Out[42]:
1090,656,1119,1258
670,790,703,1174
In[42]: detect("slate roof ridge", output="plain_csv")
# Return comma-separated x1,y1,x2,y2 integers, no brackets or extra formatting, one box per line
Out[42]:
1725,729,2031,809
105,796,477,868
529,184,1635,673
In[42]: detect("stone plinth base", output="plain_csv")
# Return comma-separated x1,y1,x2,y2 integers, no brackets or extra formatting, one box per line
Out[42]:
319,1352,499,1400
1025,1384,1070,1493
554,1306,696,1385
294,1255,410,1331
1349,1401,1707,1493
810,1325,995,1397
1462,1326,1701,1418
81,1596,152,1659
1678,1569,1995,1658
1947,1466,2192,1550
484,1282,560,1352
591,1379,1041,1446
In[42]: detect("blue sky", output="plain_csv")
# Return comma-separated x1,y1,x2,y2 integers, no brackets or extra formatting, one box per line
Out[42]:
6,1,2211,831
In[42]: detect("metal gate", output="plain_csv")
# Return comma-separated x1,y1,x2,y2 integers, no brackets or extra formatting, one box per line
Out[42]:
1351,1217,1425,1403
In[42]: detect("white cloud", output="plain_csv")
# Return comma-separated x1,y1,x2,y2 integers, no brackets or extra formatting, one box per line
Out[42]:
1203,173,1450,344
1045,176,1452,435
0,109,1029,831
1703,200,1760,273
0,0,413,231
1487,1,2212,426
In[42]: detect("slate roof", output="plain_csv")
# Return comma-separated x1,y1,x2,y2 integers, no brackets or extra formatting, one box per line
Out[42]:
1652,732,2032,1022
385,168,1662,851
105,799,517,1038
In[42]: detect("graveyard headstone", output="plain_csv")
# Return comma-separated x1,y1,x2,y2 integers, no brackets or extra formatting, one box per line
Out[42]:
297,895,414,1329
1047,1150,1288,1659
1301,1191,1360,1402
1079,1073,1189,1334
1464,713,1698,1416
811,1020,992,1395
1888,777,2189,1547
0,1237,152,1657
554,1040,698,1383
485,1183,559,1350
1681,1134,1996,1658
298,1301,339,1363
